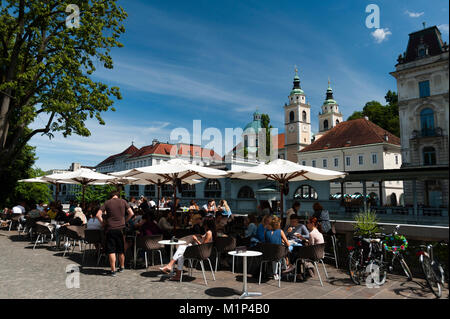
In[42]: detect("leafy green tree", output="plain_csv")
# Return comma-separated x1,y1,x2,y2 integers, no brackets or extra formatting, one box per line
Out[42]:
75,184,123,204
12,167,51,205
261,113,273,157
0,0,127,176
347,90,400,137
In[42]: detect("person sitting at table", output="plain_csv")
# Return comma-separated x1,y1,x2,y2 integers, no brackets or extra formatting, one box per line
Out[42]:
158,211,174,234
284,201,300,230
202,199,217,213
218,200,233,219
215,211,228,236
159,197,166,208
190,214,204,235
255,215,272,243
244,213,258,239
312,202,333,235
264,217,292,279
139,197,152,215
138,212,162,236
304,217,324,246
86,210,102,230
159,218,216,280
285,215,309,245
189,200,199,211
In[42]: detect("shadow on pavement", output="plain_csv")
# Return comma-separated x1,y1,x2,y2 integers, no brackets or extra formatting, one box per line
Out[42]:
204,287,240,297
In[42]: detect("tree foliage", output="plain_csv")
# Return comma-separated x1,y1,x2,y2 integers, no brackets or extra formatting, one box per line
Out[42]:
347,90,400,137
12,167,51,205
0,0,127,171
75,184,123,204
261,113,273,157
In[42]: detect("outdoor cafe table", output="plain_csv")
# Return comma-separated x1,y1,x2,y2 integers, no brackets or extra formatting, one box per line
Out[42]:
228,250,263,299
158,239,187,276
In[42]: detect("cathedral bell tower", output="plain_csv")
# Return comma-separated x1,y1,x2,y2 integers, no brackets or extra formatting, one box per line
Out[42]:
284,68,311,163
315,79,343,141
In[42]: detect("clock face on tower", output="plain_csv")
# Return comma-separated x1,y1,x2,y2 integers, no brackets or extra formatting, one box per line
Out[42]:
288,124,295,133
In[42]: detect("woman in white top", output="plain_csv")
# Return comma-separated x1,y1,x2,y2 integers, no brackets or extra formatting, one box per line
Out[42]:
86,211,102,230
305,217,324,245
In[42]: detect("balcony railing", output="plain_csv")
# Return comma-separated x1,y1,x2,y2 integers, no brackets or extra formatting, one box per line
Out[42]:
411,127,444,139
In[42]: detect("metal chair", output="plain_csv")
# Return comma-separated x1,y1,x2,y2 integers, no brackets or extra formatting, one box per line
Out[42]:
214,236,236,273
136,234,165,269
62,225,86,257
33,222,54,250
293,243,328,286
258,243,288,288
82,229,104,264
180,242,215,286
323,232,339,269
8,215,23,231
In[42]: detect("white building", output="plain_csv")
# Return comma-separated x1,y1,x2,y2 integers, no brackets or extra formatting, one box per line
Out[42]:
390,25,449,208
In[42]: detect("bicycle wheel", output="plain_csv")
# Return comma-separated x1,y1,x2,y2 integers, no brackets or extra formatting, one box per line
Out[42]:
421,255,442,298
349,250,364,285
399,255,413,281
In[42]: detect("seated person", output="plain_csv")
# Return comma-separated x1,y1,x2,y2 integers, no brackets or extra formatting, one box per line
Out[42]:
190,214,204,235
244,214,258,239
312,202,333,235
215,212,227,236
305,217,324,246
255,215,272,243
285,215,309,245
158,211,174,234
138,212,162,236
86,211,102,230
189,200,199,211
202,199,217,213
159,218,216,281
264,217,293,278
218,200,233,219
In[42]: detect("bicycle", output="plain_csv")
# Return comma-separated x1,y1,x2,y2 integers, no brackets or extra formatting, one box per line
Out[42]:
417,241,447,298
370,225,413,286
348,226,384,285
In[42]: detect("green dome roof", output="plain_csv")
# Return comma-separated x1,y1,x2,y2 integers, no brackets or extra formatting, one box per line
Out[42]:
323,99,337,105
244,120,262,132
290,88,304,95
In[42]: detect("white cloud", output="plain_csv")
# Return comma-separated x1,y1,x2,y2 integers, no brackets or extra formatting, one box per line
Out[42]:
371,28,392,43
438,24,449,35
405,10,424,18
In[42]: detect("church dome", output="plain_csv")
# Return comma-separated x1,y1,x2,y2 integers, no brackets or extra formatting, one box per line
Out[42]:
244,110,262,132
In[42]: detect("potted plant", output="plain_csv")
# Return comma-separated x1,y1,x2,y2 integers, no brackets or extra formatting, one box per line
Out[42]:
353,208,380,236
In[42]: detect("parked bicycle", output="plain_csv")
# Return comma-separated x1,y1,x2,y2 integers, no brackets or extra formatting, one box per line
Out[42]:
417,241,447,298
348,226,384,285
369,225,413,286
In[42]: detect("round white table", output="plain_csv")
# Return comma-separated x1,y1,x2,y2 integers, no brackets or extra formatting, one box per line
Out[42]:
228,250,262,299
158,239,187,276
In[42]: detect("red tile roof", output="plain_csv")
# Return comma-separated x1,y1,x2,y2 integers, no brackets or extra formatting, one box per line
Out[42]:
300,118,400,153
97,144,139,166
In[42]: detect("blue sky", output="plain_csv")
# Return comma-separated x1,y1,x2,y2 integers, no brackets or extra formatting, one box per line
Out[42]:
30,0,449,171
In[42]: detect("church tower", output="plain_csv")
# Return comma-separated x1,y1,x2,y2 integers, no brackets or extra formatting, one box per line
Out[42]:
284,68,311,162
315,80,343,140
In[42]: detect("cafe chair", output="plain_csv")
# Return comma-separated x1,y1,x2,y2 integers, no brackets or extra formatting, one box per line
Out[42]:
82,229,104,265
323,232,339,269
293,243,328,287
258,243,288,288
180,242,215,286
62,225,86,257
33,222,54,250
136,234,165,269
214,236,237,273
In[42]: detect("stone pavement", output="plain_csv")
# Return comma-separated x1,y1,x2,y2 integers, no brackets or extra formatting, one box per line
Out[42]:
0,230,447,299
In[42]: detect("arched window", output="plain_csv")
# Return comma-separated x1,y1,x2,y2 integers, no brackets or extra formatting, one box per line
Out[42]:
336,119,340,125
181,184,196,198
237,186,255,199
204,179,221,198
302,111,307,122
129,185,139,197
144,185,155,197
420,108,434,136
423,146,436,165
161,184,173,197
289,111,294,123
323,119,329,130
294,185,318,200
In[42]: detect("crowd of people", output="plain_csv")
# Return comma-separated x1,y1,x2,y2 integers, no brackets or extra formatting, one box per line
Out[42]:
1,195,333,282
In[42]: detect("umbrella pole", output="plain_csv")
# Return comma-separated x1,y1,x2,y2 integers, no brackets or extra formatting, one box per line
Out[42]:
55,183,59,202
173,183,177,237
157,182,160,216
82,184,86,211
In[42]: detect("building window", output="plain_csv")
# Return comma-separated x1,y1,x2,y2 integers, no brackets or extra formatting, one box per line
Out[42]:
289,111,294,123
129,185,139,197
161,184,173,197
334,158,338,167
312,160,316,167
395,155,399,165
204,179,221,198
237,186,255,199
323,119,329,130
420,108,435,136
294,185,318,200
322,159,327,168
181,184,196,198
144,185,155,197
336,119,340,125
372,153,377,164
301,160,306,166
419,80,430,98
345,156,351,166
358,155,364,165
302,111,307,122
423,147,436,165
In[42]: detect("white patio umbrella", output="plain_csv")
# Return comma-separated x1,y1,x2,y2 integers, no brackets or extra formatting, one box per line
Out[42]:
229,159,346,220
113,159,227,232
18,177,73,202
42,168,115,209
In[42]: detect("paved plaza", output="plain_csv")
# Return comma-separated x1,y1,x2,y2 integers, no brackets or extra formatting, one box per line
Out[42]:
0,230,447,299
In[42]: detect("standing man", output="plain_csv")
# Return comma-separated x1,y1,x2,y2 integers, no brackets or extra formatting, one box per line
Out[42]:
96,191,134,276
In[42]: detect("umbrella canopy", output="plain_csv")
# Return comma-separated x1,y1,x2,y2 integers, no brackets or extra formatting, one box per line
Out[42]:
42,168,115,208
113,158,226,232
229,159,346,219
